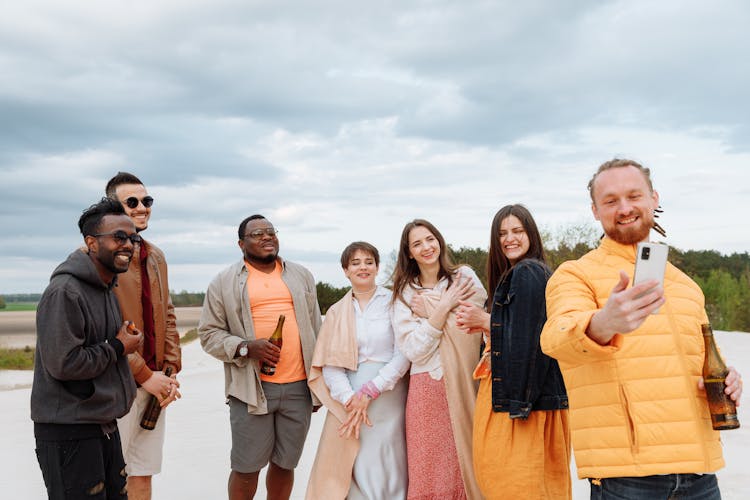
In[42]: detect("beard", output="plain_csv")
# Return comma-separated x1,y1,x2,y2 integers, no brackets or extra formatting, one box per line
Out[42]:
98,252,132,274
245,250,278,264
605,211,654,245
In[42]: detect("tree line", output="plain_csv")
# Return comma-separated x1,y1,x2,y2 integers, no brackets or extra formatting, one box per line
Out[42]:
315,231,750,332
3,237,748,332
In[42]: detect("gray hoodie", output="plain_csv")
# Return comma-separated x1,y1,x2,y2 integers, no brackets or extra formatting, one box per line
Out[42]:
31,249,136,430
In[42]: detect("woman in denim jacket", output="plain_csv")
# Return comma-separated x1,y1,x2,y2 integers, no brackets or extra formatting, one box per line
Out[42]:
456,204,571,499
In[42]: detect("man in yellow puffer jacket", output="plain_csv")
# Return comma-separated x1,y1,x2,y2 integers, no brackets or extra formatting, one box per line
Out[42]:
541,159,743,499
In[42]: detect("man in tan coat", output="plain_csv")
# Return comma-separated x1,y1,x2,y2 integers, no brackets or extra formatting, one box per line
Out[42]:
107,172,182,500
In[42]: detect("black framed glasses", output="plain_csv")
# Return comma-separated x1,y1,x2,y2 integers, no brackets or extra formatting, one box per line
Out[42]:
243,228,279,240
125,196,154,209
93,231,143,245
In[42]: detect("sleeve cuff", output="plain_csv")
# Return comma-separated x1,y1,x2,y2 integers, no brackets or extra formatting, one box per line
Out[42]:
110,338,125,358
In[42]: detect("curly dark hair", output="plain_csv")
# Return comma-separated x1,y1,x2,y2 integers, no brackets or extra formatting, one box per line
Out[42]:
78,197,126,236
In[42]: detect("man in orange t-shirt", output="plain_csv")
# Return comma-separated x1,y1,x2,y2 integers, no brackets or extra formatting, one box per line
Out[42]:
199,214,322,500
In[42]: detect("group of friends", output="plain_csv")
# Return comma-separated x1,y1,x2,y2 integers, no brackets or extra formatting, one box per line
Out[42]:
31,159,743,500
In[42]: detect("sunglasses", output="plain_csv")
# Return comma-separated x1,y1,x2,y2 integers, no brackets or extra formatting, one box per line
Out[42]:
125,196,154,209
93,231,143,245
243,228,279,240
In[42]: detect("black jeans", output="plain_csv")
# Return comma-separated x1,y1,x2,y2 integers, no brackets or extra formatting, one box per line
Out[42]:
35,430,127,500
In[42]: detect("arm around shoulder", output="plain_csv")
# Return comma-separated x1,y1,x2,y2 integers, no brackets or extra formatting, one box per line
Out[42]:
391,293,443,365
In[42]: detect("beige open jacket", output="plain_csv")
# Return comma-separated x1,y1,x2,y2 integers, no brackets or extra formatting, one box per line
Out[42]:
198,258,322,413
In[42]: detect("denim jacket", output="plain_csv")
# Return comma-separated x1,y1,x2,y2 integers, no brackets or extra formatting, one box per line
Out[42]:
490,259,567,418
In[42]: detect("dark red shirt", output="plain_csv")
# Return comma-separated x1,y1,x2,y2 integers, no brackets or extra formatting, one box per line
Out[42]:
140,242,157,371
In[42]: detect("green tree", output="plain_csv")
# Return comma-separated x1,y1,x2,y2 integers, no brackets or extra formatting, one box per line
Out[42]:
0,295,5,309
316,282,349,315
169,290,206,307
541,222,600,270
449,245,488,290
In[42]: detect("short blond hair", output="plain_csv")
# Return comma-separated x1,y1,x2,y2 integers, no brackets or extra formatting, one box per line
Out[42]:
588,159,653,202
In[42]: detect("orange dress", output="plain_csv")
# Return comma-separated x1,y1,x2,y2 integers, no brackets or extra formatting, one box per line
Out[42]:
472,352,572,500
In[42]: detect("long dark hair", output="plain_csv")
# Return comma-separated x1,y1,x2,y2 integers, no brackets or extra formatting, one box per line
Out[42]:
486,204,546,300
391,219,457,306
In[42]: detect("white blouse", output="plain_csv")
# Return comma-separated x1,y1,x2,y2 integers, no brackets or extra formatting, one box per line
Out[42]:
322,286,410,404
391,266,483,380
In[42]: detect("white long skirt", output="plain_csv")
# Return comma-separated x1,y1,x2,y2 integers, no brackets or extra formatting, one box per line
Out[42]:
346,361,408,500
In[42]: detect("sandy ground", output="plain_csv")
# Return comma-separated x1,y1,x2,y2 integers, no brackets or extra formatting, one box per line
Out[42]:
0,307,202,349
1,325,748,499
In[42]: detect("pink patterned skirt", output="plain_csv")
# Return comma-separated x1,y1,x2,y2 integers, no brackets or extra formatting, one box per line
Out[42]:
405,372,467,500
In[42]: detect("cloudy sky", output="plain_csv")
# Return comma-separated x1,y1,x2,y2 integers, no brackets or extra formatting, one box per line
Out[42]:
1,0,748,294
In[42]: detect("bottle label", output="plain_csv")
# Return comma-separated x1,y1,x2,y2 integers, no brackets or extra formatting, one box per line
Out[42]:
704,380,740,429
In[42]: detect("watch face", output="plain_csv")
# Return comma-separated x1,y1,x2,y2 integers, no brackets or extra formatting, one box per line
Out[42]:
239,345,248,357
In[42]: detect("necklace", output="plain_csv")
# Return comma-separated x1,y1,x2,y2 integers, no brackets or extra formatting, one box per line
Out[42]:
352,286,377,296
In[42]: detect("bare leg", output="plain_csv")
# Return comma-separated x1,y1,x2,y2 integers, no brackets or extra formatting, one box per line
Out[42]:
126,475,152,500
228,470,260,500
266,462,294,500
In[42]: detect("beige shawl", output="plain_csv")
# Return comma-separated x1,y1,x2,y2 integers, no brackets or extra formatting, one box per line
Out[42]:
305,291,360,500
421,279,487,500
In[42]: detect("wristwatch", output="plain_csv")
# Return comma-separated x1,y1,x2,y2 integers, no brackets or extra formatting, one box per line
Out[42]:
238,342,249,358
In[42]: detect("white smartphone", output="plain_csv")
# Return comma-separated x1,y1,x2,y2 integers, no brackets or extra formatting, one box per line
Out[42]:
633,242,668,313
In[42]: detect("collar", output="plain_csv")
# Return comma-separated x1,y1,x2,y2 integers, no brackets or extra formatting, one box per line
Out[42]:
599,236,639,263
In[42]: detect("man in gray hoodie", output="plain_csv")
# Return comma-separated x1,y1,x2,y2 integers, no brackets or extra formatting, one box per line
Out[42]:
32,197,144,499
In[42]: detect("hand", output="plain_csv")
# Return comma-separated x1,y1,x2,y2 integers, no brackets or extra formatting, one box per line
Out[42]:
410,293,428,318
438,273,476,312
455,300,490,334
142,371,182,408
117,321,144,355
338,393,372,439
700,366,743,407
586,271,665,345
245,339,281,366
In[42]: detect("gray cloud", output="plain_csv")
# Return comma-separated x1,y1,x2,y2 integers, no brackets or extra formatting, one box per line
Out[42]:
1,0,749,293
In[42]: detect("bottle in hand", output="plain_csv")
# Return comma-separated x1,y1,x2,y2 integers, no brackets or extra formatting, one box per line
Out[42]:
140,366,174,430
261,315,285,376
701,323,740,430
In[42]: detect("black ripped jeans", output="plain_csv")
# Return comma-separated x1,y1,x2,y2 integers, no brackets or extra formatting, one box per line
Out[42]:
35,430,127,500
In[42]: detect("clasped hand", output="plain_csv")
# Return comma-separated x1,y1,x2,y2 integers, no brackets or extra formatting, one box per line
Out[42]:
338,393,373,440
142,370,181,408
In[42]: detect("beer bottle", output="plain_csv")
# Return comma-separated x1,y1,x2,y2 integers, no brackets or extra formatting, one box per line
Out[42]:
140,366,174,430
261,315,285,376
701,324,740,430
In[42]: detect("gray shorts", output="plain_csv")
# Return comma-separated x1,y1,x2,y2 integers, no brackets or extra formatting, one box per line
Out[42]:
229,380,312,473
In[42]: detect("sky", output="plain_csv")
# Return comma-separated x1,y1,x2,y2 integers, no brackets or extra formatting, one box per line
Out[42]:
1,0,749,294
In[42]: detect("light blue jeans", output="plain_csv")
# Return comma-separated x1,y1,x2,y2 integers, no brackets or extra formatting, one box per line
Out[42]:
589,474,721,500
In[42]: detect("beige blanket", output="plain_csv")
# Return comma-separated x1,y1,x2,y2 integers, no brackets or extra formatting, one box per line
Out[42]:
305,291,359,500
422,281,487,500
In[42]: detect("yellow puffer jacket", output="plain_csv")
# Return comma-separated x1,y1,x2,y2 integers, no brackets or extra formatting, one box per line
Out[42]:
541,237,724,479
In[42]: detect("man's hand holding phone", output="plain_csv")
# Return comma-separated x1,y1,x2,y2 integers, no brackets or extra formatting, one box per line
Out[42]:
587,271,666,345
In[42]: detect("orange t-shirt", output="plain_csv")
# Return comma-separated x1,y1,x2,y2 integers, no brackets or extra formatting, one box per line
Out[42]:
245,260,306,383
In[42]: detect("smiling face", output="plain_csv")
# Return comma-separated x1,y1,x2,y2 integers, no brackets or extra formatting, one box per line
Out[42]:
408,225,441,268
239,218,279,265
85,214,137,283
591,165,659,245
115,183,151,232
499,215,530,265
344,249,378,291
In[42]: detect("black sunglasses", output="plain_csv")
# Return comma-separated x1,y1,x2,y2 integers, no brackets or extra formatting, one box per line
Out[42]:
93,231,143,245
125,196,154,209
